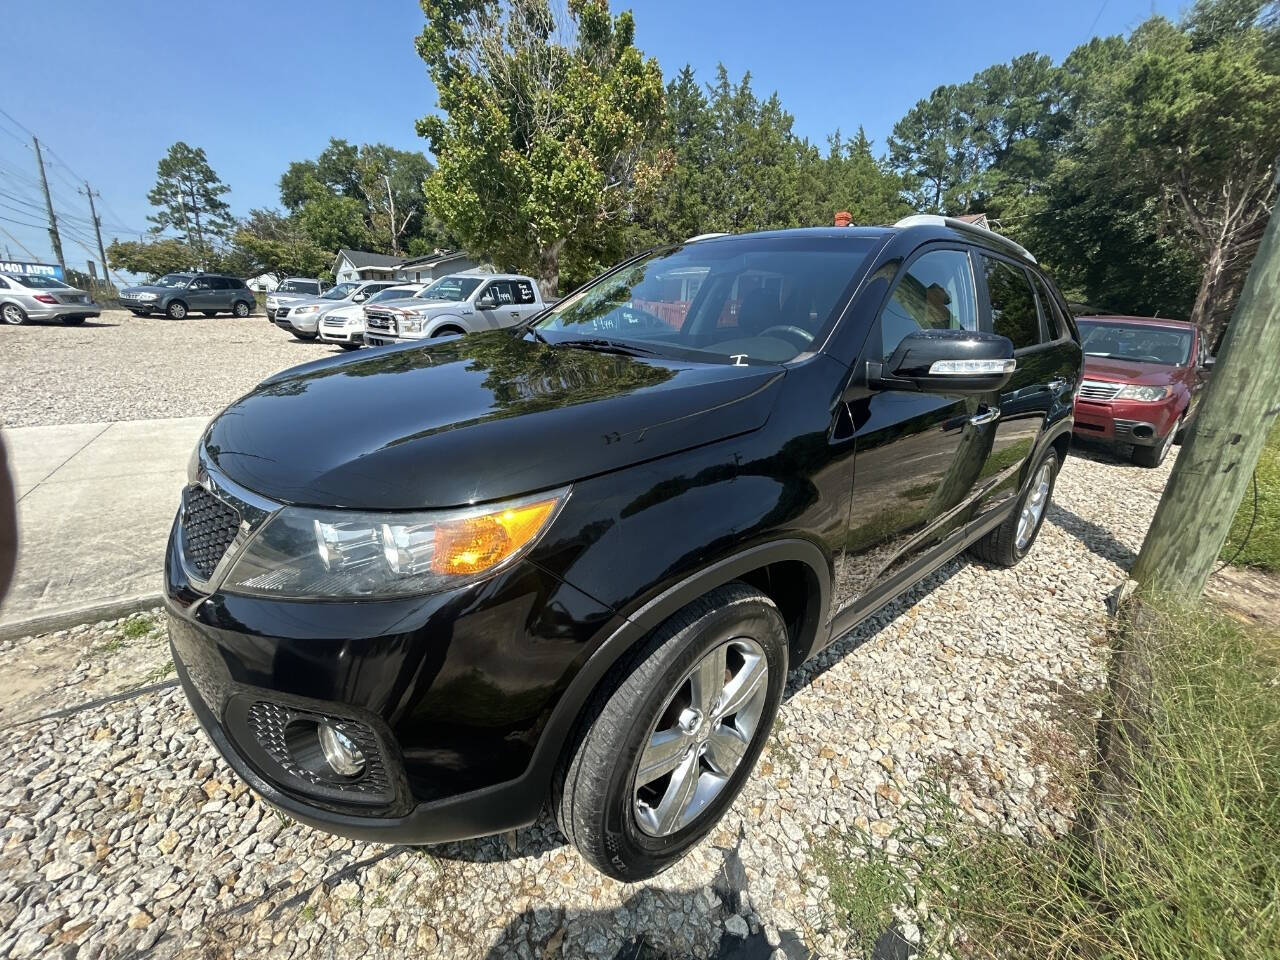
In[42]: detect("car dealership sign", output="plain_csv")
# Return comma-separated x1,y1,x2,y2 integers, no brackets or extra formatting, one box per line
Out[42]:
0,260,64,281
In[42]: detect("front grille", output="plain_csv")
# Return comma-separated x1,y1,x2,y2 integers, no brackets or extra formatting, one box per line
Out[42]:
323,315,348,328
181,485,240,579
1077,379,1123,402
276,306,290,319
244,700,395,804
364,311,395,333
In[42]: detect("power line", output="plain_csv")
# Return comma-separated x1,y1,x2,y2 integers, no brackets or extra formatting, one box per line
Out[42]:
0,225,40,260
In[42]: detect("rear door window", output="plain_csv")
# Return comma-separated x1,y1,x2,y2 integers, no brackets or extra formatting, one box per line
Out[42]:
981,256,1041,349
1030,273,1067,341
512,279,537,305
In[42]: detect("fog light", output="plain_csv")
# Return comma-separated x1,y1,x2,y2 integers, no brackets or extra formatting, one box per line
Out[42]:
319,723,365,777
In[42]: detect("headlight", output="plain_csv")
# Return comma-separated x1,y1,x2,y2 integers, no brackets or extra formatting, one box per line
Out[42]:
293,305,321,316
1116,385,1170,402
400,315,426,333
220,487,569,599
138,292,157,301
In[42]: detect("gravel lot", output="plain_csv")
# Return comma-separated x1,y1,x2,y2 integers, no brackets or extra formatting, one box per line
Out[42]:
0,445,1173,959
0,310,346,428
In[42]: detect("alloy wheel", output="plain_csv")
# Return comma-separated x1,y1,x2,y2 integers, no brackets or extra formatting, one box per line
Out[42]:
633,637,769,838
1015,461,1054,551
2,304,25,325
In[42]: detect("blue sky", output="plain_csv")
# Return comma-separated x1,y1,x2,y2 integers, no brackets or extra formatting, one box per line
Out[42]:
0,0,1186,271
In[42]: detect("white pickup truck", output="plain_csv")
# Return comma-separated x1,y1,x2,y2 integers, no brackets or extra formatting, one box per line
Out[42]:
362,272,544,346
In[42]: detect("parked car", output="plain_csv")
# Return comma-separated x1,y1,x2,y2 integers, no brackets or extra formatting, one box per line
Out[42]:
318,284,424,349
166,216,1081,881
266,278,329,321
272,280,400,341
119,273,254,320
362,272,542,346
0,273,99,325
1071,315,1206,467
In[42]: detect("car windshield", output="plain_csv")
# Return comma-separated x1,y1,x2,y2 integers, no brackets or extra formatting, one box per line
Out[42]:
322,282,360,300
279,280,317,294
416,276,483,301
368,287,417,303
1077,321,1192,366
534,236,878,364
10,274,69,289
153,274,192,288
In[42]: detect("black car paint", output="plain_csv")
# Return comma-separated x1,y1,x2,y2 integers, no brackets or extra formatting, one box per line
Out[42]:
166,224,1081,843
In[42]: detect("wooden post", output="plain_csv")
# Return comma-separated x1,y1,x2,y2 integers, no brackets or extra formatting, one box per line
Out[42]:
32,137,66,274
1130,201,1280,597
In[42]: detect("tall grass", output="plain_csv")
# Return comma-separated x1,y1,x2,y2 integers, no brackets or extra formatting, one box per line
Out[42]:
1220,419,1280,573
820,600,1280,959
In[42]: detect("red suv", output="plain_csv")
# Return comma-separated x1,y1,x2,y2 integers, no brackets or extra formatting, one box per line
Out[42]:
1071,315,1208,467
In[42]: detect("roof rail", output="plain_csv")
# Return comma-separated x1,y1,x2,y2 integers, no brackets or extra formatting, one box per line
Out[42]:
685,232,730,243
893,214,1036,263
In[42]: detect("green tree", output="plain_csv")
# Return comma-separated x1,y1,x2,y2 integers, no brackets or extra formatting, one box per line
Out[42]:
229,209,332,280
416,0,667,298
106,237,202,277
887,84,976,213
146,142,236,259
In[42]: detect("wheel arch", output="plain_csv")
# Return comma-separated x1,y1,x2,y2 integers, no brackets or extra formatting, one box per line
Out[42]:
530,539,830,797
427,316,467,336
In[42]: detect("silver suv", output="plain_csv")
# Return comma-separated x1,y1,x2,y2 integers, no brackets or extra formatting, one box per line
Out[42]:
119,273,254,320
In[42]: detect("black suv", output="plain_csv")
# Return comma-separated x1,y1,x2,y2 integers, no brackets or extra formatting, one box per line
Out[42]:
119,273,255,320
165,218,1082,880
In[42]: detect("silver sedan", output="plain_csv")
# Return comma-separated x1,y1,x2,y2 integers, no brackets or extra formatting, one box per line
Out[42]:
0,273,100,326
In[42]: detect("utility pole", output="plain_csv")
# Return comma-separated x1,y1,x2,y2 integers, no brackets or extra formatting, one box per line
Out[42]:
1131,199,1280,596
32,137,66,274
80,181,111,286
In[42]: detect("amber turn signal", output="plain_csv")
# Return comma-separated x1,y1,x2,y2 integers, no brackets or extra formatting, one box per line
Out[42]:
432,497,560,576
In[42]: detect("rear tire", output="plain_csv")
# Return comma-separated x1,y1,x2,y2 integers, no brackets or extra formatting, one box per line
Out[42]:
2,304,28,325
969,448,1059,567
165,301,187,320
233,300,251,318
553,582,788,881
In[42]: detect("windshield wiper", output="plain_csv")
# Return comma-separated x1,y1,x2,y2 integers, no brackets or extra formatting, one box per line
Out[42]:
554,336,665,357
525,324,550,345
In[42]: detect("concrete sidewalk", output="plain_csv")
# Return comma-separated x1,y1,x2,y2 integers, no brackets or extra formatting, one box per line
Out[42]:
1,417,207,633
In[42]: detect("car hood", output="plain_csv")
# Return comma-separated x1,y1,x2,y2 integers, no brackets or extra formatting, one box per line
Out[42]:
1083,355,1183,386
121,284,174,295
202,329,784,509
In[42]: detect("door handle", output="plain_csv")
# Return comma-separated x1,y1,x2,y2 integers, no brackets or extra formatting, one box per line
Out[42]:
969,405,1001,426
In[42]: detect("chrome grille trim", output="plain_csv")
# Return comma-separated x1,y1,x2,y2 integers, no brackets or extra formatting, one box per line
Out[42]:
1077,379,1123,402
179,458,281,592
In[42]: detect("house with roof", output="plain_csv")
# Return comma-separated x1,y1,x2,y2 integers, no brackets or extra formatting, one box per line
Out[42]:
332,248,482,285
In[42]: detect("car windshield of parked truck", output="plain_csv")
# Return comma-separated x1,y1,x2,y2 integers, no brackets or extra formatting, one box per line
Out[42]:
367,287,418,304
322,282,360,300
418,276,483,301
11,274,69,289
534,236,878,364
153,274,192,288
1077,321,1192,366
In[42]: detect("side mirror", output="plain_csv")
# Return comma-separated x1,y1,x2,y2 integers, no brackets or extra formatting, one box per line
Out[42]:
476,295,497,310
353,292,367,302
870,329,1016,395
1201,355,1215,371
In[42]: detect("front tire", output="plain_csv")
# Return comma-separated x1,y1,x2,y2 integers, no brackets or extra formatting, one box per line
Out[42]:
2,303,28,325
554,582,787,881
1133,416,1180,468
970,448,1059,567
165,300,187,320
290,331,317,341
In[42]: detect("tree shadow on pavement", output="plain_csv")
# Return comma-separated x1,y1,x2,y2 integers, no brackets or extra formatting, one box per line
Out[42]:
481,827,816,959
1045,503,1138,569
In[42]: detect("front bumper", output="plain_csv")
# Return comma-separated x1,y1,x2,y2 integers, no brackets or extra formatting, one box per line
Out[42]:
164,512,613,844
319,324,362,344
1072,396,1180,446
